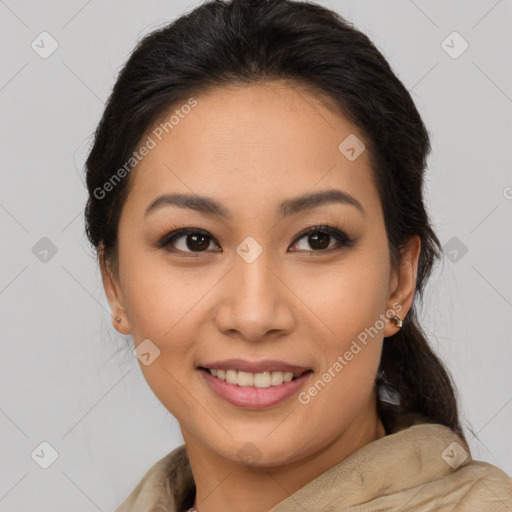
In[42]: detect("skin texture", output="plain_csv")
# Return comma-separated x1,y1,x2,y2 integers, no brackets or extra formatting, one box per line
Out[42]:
101,81,421,512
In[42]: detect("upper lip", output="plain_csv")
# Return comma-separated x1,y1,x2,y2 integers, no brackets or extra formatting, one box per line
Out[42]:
199,359,311,374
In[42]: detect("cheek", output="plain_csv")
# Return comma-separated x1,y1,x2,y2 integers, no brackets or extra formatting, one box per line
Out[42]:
293,265,387,436
119,249,206,339
291,252,389,389
119,256,202,415
294,255,390,341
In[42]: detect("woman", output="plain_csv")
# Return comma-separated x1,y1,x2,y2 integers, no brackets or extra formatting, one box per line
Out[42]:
84,0,512,510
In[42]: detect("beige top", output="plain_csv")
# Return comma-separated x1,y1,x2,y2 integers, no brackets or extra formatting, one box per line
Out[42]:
115,413,512,511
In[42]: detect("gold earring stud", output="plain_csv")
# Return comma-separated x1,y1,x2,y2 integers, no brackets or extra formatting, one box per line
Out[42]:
390,315,403,329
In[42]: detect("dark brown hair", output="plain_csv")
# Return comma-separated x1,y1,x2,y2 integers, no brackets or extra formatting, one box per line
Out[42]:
85,0,468,443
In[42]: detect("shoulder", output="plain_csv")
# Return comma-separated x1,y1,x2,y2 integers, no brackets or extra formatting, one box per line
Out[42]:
420,458,512,509
377,402,512,509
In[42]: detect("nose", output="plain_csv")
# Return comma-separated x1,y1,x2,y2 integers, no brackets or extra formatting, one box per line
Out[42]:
214,249,296,342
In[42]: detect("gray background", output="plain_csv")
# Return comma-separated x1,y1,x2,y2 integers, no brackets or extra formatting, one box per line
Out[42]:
1,0,511,510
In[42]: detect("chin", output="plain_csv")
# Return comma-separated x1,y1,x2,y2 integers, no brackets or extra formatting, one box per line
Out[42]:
210,434,307,469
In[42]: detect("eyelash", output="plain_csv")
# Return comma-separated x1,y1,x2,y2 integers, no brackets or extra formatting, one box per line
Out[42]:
156,224,355,255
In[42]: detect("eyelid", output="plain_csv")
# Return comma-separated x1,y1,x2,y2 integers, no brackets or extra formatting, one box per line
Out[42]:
289,225,355,251
156,227,221,252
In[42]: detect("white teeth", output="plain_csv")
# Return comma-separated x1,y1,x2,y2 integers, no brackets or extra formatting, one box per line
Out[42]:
207,368,300,388
271,372,284,386
238,371,254,387
253,372,270,387
226,369,238,385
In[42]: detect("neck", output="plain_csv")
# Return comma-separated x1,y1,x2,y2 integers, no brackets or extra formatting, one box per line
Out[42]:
182,391,386,512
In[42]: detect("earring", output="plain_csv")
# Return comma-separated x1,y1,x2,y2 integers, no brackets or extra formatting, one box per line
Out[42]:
390,315,403,329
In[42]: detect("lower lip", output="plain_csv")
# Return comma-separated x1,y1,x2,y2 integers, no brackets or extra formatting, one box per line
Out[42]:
199,368,313,409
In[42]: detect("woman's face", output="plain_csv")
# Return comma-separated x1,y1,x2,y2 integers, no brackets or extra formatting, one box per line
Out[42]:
103,81,416,466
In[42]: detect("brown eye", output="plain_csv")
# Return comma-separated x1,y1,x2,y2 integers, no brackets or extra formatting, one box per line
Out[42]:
185,233,210,251
289,226,355,252
306,232,331,250
158,229,221,253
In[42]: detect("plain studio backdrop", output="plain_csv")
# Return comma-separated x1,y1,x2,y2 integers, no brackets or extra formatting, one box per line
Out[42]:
1,1,511,510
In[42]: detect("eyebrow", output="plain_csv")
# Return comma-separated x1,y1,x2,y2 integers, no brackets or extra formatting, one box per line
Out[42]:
144,189,365,219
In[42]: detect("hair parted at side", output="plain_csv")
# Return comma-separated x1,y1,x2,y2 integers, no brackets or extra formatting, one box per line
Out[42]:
85,0,468,443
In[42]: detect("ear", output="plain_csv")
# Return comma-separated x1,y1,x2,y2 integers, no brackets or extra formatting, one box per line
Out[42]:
383,235,421,337
99,245,132,335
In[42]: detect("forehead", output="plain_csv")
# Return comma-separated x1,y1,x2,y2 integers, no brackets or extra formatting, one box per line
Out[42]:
125,81,378,215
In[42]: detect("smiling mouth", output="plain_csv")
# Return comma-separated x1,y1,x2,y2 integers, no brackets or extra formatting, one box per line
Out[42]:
199,367,312,388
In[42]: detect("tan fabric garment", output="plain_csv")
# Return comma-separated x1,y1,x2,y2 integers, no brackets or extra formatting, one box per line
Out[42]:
115,418,512,511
